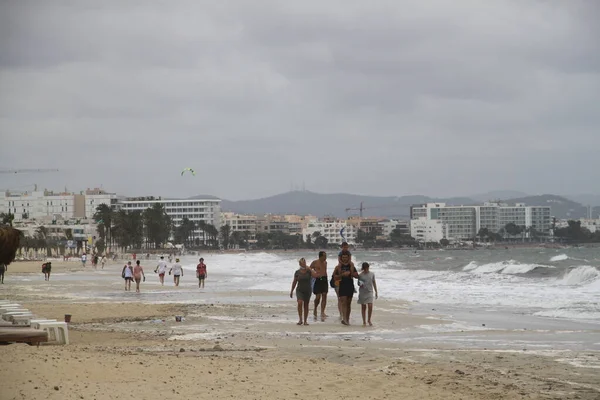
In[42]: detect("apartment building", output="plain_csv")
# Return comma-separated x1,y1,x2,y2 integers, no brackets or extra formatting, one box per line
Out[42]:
410,202,552,241
379,219,410,238
2,188,117,222
346,217,384,236
303,221,357,245
221,212,258,239
119,196,221,241
410,218,446,243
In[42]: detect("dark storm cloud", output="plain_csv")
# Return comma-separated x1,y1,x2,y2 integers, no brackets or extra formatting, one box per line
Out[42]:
0,0,599,200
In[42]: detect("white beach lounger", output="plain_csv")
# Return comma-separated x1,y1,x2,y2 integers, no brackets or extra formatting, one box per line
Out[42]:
1,310,31,318
31,321,69,345
0,305,23,312
3,312,33,322
12,316,57,326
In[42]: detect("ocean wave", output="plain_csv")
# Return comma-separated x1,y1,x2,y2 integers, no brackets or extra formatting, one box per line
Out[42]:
534,308,600,322
550,254,569,262
556,266,600,286
463,260,552,275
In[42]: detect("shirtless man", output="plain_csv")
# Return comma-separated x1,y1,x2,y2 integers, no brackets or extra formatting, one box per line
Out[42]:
309,251,328,321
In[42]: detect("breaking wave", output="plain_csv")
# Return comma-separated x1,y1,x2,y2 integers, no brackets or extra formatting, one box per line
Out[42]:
557,266,600,286
550,254,569,262
463,260,553,275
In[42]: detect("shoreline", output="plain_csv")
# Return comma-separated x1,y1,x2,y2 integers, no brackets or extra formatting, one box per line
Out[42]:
1,261,599,399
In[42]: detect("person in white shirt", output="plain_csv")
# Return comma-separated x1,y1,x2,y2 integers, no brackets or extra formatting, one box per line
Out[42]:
81,253,87,267
170,258,183,287
122,261,134,291
100,255,107,269
154,256,168,286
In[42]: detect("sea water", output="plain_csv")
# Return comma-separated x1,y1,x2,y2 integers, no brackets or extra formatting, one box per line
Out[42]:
175,247,600,324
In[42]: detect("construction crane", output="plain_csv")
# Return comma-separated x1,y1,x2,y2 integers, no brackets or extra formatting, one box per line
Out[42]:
0,169,59,174
345,201,407,218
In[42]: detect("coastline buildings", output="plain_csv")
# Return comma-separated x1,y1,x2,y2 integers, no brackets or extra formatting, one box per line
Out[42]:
1,188,117,222
410,218,446,243
302,221,357,245
410,202,552,242
119,196,221,242
222,212,258,240
379,219,410,237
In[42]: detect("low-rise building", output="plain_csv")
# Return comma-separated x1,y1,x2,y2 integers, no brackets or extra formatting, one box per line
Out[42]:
303,221,356,245
347,217,384,236
221,212,258,239
410,218,447,243
379,219,410,238
2,188,117,222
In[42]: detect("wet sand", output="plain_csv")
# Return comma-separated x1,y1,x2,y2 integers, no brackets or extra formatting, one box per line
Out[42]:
0,262,599,399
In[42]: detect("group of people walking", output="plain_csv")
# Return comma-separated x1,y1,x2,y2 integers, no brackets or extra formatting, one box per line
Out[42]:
121,256,207,292
290,242,378,326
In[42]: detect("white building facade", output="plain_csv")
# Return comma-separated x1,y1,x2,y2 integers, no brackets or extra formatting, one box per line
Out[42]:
221,212,258,240
410,202,552,241
2,188,117,222
302,221,356,245
410,218,446,243
379,219,410,238
119,197,221,242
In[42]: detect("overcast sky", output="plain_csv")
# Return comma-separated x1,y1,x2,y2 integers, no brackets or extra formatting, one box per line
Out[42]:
1,1,599,200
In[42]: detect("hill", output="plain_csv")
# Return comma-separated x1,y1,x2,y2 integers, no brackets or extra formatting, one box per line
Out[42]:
204,191,590,220
469,190,529,202
217,191,475,218
504,194,588,219
565,194,600,208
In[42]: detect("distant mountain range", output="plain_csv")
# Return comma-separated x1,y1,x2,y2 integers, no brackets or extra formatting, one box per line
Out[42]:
206,190,598,219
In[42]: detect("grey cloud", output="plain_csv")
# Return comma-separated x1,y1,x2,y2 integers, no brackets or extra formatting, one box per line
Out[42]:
1,0,599,200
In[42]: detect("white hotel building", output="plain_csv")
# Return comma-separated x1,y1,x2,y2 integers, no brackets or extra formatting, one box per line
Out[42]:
119,196,221,241
410,202,552,242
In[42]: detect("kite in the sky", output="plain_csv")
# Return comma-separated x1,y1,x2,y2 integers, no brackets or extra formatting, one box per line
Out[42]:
340,227,346,242
181,168,196,176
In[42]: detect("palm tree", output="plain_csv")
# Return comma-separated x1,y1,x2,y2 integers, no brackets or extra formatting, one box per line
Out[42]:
0,212,15,227
34,226,49,257
94,204,114,252
142,203,171,248
204,223,219,248
220,224,232,249
477,228,489,243
230,231,242,248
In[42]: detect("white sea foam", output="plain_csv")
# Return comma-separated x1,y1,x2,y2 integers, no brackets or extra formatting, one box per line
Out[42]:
550,254,569,262
462,260,549,275
557,266,600,286
500,263,551,275
534,309,600,321
462,261,479,271
171,252,600,324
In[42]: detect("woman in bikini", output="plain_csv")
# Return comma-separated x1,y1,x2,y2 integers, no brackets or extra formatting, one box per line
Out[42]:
133,260,146,293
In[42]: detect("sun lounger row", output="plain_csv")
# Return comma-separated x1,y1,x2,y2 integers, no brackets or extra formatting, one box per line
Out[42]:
0,301,69,345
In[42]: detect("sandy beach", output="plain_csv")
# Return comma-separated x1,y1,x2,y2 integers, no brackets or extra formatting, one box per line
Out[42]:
1,260,599,400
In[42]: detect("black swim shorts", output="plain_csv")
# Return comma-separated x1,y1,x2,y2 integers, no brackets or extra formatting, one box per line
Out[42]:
313,276,329,294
